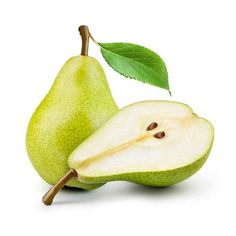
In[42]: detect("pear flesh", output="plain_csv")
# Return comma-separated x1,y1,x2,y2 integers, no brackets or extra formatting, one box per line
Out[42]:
68,101,214,186
26,56,118,189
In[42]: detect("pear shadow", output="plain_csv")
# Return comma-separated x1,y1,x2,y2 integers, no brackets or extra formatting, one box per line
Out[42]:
52,181,195,206
63,186,87,192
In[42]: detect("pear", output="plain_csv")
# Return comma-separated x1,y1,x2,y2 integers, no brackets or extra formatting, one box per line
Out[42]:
42,100,214,205
26,25,118,190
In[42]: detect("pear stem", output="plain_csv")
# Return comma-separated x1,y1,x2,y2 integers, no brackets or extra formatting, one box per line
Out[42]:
42,169,77,206
79,25,90,56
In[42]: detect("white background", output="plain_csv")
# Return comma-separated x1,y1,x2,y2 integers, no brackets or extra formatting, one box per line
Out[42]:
0,0,235,235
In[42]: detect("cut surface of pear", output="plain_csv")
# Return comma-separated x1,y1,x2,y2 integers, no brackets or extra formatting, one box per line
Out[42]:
68,101,214,186
26,55,118,189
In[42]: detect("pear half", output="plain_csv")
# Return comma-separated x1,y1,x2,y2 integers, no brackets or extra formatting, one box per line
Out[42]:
69,101,214,186
43,101,214,205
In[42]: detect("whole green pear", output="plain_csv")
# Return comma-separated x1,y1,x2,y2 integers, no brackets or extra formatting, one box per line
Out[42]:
26,26,118,189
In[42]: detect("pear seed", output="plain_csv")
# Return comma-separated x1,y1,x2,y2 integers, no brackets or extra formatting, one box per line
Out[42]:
146,122,158,131
154,131,165,139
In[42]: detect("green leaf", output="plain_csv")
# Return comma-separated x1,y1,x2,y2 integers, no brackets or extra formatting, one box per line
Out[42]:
99,42,170,93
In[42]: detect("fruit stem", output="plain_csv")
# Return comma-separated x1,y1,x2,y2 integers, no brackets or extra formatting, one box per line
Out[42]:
42,169,77,206
79,25,90,56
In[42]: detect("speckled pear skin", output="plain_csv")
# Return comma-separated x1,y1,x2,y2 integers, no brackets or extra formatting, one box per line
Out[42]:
77,143,213,187
26,55,118,189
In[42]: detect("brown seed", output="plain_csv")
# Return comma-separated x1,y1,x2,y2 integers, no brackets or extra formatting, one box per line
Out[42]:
146,122,158,131
153,131,165,139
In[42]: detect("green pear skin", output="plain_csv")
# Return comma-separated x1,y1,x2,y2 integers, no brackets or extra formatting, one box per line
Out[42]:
26,55,118,189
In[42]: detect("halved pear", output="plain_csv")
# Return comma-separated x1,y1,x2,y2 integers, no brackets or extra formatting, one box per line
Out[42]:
68,101,214,186
43,101,214,205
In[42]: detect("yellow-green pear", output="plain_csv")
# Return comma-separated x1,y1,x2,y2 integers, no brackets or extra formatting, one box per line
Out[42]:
26,26,118,189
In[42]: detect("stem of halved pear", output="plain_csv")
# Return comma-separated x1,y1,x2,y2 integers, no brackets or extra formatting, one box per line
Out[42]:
79,25,90,56
42,169,77,206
